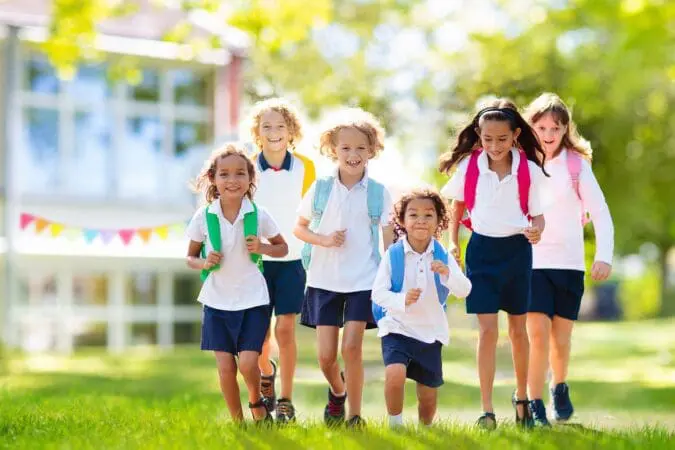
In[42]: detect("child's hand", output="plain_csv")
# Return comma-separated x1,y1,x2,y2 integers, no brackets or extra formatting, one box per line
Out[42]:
321,230,346,248
523,225,542,244
405,288,422,306
203,251,222,270
245,236,261,253
430,260,449,277
591,261,612,281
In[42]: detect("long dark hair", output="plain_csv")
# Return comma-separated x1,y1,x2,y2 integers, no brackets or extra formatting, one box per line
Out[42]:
439,99,548,176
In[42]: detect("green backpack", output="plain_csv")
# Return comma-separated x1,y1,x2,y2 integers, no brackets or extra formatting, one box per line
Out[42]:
200,202,263,281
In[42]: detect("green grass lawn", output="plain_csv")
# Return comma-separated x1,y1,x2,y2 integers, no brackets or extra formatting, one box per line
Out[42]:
1,317,674,449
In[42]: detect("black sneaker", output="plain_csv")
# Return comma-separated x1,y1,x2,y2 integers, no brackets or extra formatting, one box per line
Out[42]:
276,398,296,424
323,388,346,426
529,399,551,427
260,360,277,412
346,415,366,429
551,382,574,422
475,412,497,430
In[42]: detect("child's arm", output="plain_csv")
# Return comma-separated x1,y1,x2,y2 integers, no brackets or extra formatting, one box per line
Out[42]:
186,240,221,270
448,200,465,264
580,160,614,281
293,217,344,247
372,254,420,311
248,234,288,258
431,258,472,298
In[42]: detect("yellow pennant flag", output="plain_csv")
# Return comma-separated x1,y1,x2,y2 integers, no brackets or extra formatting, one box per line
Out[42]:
50,223,65,237
34,218,50,233
154,226,169,240
137,229,152,243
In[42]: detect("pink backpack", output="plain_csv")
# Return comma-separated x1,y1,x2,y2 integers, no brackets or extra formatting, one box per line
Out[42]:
566,150,590,226
461,148,531,230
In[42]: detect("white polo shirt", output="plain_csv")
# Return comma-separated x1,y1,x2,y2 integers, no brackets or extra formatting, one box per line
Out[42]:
185,198,280,311
255,151,314,261
372,238,472,345
441,148,549,237
533,149,614,270
297,170,393,293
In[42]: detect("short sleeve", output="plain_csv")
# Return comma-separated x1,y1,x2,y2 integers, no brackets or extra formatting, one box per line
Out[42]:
380,186,394,225
527,161,551,217
185,206,206,242
297,182,316,220
440,158,469,201
258,207,281,239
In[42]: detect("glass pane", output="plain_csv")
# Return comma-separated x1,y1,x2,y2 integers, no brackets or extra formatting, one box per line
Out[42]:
75,111,112,156
24,55,59,93
174,322,201,345
174,121,208,156
24,108,59,161
173,69,209,106
127,117,163,153
173,274,201,305
73,63,110,100
131,69,160,102
130,323,157,345
126,273,157,305
17,274,58,306
73,275,108,306
73,322,108,347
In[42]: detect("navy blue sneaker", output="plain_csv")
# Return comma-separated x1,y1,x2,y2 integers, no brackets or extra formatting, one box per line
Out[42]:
529,399,551,427
551,382,574,421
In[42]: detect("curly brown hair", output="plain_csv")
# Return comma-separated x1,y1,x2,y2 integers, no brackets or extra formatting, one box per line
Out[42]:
318,108,385,161
392,189,450,242
249,98,304,150
192,143,257,203
524,92,592,160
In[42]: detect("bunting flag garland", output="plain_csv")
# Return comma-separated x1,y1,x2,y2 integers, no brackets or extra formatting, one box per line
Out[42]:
18,212,189,246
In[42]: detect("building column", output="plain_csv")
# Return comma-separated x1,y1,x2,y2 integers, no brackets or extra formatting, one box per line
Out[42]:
107,270,125,353
56,269,73,353
157,271,173,349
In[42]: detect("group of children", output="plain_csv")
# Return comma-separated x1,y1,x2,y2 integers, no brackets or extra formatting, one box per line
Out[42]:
185,93,614,429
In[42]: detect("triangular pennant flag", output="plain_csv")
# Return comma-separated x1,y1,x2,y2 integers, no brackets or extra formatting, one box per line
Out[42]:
154,226,169,240
20,213,35,230
119,229,135,245
83,229,99,244
100,230,116,244
169,223,185,235
50,223,65,238
35,218,50,234
63,227,81,241
137,229,152,243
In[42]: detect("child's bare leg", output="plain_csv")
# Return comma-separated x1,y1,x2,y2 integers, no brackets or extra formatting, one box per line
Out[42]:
550,316,574,385
384,364,407,416
416,383,438,425
258,327,275,375
508,313,530,418
527,312,551,399
239,350,267,420
342,321,366,418
316,325,344,394
214,351,243,421
275,314,297,399
477,314,499,413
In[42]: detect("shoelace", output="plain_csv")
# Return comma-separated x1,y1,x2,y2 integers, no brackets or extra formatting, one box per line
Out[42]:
327,398,344,416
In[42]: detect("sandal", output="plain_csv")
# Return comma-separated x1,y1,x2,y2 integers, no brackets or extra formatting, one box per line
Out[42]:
260,360,277,411
512,391,534,428
476,412,497,430
248,397,273,424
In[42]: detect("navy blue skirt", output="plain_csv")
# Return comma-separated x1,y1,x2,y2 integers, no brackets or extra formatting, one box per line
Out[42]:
465,232,532,315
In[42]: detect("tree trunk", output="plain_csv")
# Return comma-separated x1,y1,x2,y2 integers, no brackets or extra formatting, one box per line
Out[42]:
658,244,674,317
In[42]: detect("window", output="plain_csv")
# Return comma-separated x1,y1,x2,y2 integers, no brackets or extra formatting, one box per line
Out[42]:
131,69,160,103
126,273,157,305
72,63,111,101
174,121,208,156
24,55,59,94
173,274,201,305
127,117,164,153
24,108,59,161
17,274,58,306
174,322,200,344
73,275,108,306
173,69,209,106
73,322,108,347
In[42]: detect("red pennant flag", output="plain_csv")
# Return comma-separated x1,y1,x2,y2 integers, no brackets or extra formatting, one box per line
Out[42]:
119,229,135,245
20,213,35,230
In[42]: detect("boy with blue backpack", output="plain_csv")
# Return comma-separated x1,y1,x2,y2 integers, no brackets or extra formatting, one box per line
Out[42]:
294,108,395,428
372,189,472,428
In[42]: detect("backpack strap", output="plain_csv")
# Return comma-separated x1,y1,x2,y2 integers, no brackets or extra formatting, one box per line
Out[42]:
201,204,222,282
432,239,450,311
300,176,334,270
566,150,590,226
461,149,481,230
243,202,264,273
292,152,317,196
366,179,385,266
516,149,531,221
372,240,405,324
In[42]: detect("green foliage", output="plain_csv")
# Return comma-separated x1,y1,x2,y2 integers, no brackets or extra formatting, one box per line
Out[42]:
620,265,661,320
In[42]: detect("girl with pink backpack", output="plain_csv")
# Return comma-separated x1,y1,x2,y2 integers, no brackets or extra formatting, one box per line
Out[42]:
524,93,614,426
439,99,549,429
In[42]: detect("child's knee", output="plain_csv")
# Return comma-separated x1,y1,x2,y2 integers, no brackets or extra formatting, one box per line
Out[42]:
341,340,362,361
478,325,499,343
385,365,406,386
508,322,528,342
528,320,549,344
238,353,259,376
275,319,295,344
318,350,338,369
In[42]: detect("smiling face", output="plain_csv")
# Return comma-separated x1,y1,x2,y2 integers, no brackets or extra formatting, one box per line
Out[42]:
403,198,438,244
532,112,566,157
477,119,520,163
335,126,371,178
212,154,252,201
258,109,291,154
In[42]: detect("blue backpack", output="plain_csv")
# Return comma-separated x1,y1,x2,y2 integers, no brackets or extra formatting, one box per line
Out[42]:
372,239,450,324
300,175,385,270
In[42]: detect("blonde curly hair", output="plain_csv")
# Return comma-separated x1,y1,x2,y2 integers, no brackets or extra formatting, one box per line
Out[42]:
192,142,257,203
248,98,304,150
318,108,385,161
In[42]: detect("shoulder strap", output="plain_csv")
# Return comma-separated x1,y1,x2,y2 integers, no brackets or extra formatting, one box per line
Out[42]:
367,179,385,265
461,149,481,230
389,241,405,294
432,239,450,310
516,150,531,219
566,150,590,225
312,176,334,218
243,202,264,273
201,205,222,281
293,152,317,196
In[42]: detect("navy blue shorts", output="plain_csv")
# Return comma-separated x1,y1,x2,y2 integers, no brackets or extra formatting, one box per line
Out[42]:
263,260,306,316
465,233,532,315
201,304,270,354
300,287,377,329
382,333,443,388
529,269,585,320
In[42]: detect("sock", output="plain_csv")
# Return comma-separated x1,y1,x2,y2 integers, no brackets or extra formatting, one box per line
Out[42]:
389,413,403,428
